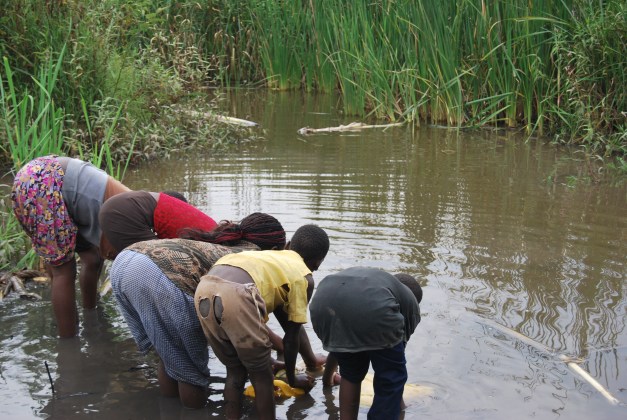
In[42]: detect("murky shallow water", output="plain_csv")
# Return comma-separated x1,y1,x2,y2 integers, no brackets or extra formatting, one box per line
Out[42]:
1,90,626,419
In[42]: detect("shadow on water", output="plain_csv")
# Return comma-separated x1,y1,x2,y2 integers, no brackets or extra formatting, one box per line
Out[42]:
1,89,626,419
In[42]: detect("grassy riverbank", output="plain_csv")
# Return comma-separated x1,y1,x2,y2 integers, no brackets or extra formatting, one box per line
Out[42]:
2,1,625,165
1,0,625,268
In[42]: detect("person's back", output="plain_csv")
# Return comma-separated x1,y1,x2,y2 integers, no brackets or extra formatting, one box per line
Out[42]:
311,267,420,353
310,267,422,420
212,249,311,321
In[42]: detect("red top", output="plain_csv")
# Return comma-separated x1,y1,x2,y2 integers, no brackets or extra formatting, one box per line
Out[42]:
153,192,218,238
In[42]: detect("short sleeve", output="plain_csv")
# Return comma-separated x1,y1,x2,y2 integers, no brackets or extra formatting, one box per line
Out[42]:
285,276,309,323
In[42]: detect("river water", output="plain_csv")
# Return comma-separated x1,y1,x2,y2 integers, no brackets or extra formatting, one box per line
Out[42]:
1,90,626,419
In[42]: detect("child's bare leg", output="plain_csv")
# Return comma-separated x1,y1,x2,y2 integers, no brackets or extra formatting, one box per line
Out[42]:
339,377,361,419
248,365,275,420
224,365,248,420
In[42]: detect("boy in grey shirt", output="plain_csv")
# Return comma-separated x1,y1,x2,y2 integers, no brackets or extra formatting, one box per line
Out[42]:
310,267,422,420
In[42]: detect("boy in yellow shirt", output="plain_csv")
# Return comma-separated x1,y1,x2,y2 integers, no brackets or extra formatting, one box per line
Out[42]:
194,224,329,420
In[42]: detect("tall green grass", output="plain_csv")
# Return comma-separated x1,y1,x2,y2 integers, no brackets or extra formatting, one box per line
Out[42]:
1,47,67,170
195,0,623,157
1,0,624,163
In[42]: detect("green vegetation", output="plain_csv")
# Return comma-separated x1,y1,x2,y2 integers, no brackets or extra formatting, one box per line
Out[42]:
1,0,624,164
0,0,625,269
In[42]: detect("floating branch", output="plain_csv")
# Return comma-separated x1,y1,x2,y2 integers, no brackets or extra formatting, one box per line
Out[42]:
485,320,621,406
297,121,404,135
183,110,259,127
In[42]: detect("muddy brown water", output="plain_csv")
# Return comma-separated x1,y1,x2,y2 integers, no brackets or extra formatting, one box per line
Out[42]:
1,90,626,419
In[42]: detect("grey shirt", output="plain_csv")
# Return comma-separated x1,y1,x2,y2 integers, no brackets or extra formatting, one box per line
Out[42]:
310,267,421,352
60,157,109,247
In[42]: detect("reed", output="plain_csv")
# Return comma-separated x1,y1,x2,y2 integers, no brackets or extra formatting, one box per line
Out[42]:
1,47,67,170
1,0,623,166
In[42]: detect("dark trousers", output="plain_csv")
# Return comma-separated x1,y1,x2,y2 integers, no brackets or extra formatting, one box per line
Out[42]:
333,341,407,420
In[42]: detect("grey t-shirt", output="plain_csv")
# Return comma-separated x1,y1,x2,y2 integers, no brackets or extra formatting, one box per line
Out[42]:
310,267,421,353
60,157,108,247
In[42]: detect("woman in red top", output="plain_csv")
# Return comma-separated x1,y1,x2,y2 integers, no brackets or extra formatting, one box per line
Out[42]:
98,190,218,259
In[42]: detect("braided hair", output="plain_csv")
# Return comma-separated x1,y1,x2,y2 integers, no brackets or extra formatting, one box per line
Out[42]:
179,212,286,250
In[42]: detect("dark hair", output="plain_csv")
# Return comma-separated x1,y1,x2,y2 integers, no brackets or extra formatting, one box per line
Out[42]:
289,224,329,263
180,212,285,250
394,273,423,303
162,191,188,203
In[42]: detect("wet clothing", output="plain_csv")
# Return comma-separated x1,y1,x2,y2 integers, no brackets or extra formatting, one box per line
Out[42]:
195,250,312,372
99,190,218,257
310,267,420,352
310,267,421,420
213,250,311,322
11,155,129,265
195,275,271,371
110,238,259,387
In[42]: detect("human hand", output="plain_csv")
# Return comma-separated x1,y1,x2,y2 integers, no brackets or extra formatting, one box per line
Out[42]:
271,357,286,375
323,371,341,387
292,373,315,393
305,353,327,372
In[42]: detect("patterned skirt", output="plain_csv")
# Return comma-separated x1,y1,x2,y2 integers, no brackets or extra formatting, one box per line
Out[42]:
11,155,77,265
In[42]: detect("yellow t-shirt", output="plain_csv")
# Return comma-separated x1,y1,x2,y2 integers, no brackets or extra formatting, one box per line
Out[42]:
214,250,312,323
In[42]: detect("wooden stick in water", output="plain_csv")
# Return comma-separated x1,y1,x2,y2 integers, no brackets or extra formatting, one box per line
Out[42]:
560,356,621,405
486,320,621,405
45,361,55,395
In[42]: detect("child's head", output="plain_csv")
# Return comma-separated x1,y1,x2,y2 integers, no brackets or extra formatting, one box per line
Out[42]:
180,212,286,250
288,224,329,271
394,273,423,303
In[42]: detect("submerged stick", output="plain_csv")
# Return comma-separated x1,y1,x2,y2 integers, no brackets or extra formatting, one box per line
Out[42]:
485,320,621,405
44,361,55,395
561,356,621,405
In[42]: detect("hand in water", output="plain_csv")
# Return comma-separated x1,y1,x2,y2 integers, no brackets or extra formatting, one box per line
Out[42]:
271,357,286,374
323,371,341,387
305,353,327,372
293,373,315,392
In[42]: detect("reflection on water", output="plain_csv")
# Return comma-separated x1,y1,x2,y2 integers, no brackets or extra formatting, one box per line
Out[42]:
0,90,625,419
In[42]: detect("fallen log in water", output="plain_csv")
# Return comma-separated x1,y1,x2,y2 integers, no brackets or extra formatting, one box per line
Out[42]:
183,110,259,127
297,121,404,135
